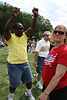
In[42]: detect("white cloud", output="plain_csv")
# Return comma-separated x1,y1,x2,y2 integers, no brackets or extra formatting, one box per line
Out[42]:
1,0,67,28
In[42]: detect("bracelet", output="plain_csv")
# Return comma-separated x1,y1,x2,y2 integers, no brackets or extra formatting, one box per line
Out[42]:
44,91,49,95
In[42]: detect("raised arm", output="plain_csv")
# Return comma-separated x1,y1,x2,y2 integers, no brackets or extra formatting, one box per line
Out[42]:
25,7,39,37
4,8,20,41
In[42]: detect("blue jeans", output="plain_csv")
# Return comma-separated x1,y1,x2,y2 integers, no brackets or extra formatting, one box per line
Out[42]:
36,56,45,74
7,62,32,88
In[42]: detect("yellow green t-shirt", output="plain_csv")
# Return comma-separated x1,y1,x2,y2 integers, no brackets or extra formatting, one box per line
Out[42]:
6,33,28,64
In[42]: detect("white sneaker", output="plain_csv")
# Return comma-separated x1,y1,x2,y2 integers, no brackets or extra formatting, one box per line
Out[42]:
33,74,38,81
8,93,14,100
25,92,35,100
36,82,43,89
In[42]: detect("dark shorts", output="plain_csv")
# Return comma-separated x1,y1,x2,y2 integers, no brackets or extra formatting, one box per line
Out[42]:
36,56,45,74
42,84,67,100
7,62,32,88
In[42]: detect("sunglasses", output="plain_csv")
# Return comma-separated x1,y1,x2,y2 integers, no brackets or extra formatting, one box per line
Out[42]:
17,27,24,30
44,34,49,36
53,30,64,35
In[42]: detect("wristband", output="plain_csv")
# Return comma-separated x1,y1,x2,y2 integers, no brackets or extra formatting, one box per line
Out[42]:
44,91,49,95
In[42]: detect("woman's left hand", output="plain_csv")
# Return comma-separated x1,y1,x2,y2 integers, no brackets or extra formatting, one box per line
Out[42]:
38,92,49,100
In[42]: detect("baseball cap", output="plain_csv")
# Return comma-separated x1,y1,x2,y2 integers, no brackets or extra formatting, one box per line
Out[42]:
44,31,50,35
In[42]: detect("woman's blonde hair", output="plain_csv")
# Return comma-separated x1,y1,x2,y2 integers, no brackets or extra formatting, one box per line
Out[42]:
50,24,67,44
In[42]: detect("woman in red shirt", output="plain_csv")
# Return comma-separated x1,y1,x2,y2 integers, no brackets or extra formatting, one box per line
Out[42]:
39,25,67,100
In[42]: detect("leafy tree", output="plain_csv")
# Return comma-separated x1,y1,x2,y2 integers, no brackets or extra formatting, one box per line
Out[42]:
0,2,53,39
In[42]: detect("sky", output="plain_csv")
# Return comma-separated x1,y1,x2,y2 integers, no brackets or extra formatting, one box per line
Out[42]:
1,0,67,28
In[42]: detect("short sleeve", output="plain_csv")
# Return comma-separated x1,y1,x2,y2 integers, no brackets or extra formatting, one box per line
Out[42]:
57,52,67,66
35,41,42,52
6,33,13,44
23,33,28,40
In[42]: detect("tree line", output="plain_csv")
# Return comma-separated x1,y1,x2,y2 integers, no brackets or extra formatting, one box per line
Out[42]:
0,2,53,39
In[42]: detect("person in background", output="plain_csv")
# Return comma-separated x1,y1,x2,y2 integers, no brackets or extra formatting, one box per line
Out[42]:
0,36,2,50
39,25,67,100
34,39,38,52
33,31,50,89
49,40,55,51
0,40,2,50
4,7,38,100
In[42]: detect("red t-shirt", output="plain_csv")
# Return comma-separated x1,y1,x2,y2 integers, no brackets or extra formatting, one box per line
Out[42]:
42,44,67,91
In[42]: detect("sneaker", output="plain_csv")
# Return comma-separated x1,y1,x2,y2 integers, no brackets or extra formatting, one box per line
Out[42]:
25,92,35,100
36,82,43,89
33,74,38,81
8,93,14,100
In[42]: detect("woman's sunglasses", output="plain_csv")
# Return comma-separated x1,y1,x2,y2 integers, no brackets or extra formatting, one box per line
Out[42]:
53,30,64,35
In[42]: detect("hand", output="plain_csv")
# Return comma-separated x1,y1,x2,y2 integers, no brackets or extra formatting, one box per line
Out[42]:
32,7,39,17
12,7,20,17
33,61,37,67
38,92,48,100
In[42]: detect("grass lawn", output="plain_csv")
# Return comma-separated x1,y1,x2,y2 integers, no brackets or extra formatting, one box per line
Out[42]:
0,47,43,100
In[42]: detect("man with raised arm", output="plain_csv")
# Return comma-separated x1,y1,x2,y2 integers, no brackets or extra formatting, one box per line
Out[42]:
4,7,38,100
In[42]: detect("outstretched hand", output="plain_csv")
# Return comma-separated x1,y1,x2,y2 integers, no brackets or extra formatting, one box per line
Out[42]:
12,7,20,17
32,7,39,17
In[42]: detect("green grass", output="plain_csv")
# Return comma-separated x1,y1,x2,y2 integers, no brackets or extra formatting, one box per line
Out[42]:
0,47,42,100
